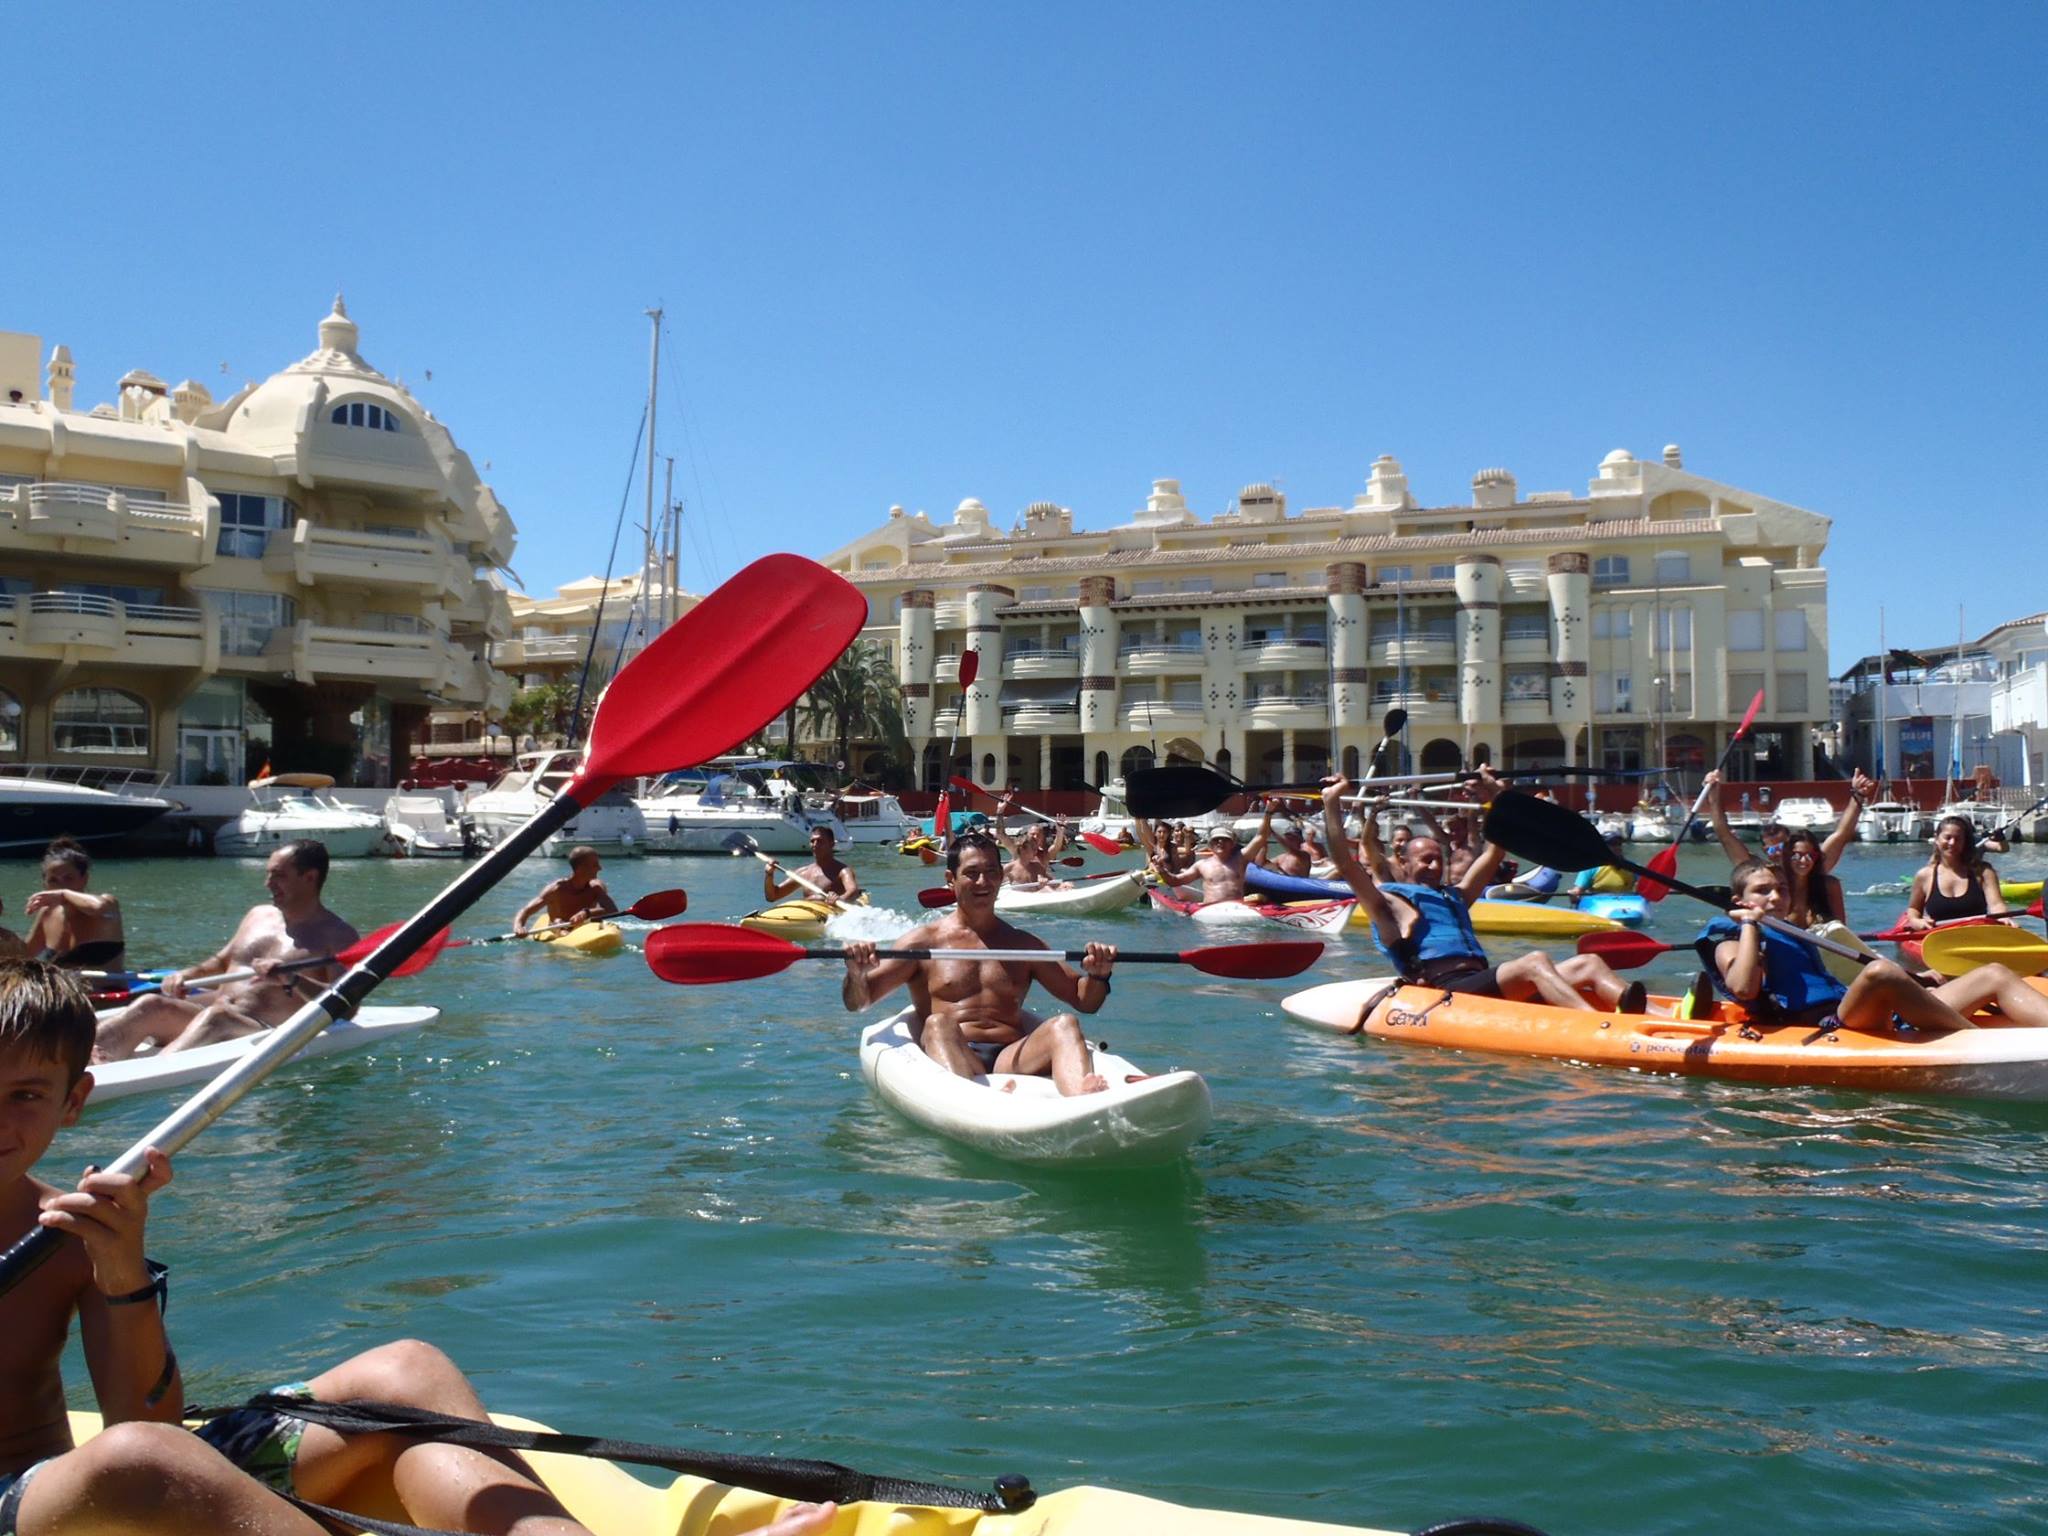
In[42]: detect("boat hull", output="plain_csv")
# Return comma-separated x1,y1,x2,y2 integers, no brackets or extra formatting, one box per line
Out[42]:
87,1006,439,1103
994,872,1147,917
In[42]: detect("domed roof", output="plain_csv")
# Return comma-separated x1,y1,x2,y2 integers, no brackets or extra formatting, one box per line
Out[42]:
225,294,414,448
1601,447,1636,467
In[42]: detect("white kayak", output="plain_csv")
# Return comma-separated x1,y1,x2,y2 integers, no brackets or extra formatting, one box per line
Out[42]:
1150,890,1355,934
87,1006,441,1104
994,870,1147,917
858,1009,1212,1167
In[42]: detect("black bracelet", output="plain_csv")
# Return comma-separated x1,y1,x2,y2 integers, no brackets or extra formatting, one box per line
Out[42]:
1092,974,1112,995
101,1258,170,1308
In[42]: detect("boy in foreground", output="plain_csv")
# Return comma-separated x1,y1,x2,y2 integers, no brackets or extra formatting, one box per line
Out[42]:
0,959,830,1536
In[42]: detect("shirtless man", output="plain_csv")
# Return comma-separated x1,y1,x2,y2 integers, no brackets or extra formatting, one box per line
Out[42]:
993,795,1070,887
23,839,125,969
762,825,863,904
1161,824,1255,904
841,832,1112,1095
92,841,356,1062
513,846,620,934
1253,802,1317,878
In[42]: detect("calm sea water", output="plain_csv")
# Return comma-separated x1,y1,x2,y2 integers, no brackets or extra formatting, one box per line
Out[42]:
40,842,2048,1534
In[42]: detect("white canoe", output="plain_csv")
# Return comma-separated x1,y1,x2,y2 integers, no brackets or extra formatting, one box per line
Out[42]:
858,1009,1212,1167
88,1006,440,1104
993,871,1147,917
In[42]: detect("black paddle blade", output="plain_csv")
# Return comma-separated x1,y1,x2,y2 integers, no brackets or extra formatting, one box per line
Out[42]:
1481,790,1612,872
1382,707,1407,737
1124,763,1241,818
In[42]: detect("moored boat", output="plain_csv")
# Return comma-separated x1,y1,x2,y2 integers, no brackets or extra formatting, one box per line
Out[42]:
859,1008,1212,1167
0,765,175,855
466,750,647,858
1282,975,2048,1100
381,787,474,857
213,774,388,859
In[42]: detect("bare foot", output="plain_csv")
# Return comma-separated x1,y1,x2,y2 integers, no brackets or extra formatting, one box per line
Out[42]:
1077,1072,1110,1094
749,1503,837,1535
999,1079,1018,1093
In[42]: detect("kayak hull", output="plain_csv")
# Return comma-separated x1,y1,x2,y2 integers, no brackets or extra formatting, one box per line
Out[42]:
533,921,626,957
994,871,1147,917
1282,976,2048,1100
738,899,837,941
1575,893,1648,927
87,1006,439,1104
1469,900,1621,938
859,1009,1212,1167
1152,890,1354,934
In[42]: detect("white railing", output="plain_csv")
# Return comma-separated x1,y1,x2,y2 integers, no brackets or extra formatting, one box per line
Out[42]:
122,602,205,632
1002,701,1081,722
1005,644,1081,660
1247,693,1329,709
1119,641,1203,658
29,590,120,619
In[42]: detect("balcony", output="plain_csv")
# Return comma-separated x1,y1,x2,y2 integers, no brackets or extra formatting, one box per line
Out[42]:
270,619,467,689
1119,641,1204,675
1120,697,1204,730
1,481,210,568
264,521,465,594
1503,566,1545,599
0,591,212,669
1372,691,1457,723
1501,632,1551,662
1001,699,1081,732
1371,633,1458,667
1245,693,1331,727
935,602,970,628
490,633,585,669
444,583,514,641
1504,699,1552,724
1003,645,1081,680
1238,637,1327,670
932,707,963,734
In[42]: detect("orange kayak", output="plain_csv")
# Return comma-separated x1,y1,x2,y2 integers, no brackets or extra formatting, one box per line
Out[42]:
1282,976,2048,1100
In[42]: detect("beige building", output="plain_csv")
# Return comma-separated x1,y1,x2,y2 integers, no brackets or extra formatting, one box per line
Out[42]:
823,447,1831,792
0,299,515,786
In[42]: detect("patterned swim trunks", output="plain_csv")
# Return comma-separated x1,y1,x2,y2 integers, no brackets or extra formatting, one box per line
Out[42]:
194,1381,318,1494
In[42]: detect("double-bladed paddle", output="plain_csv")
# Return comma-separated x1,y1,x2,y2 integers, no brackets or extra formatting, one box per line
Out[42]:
642,922,1325,984
88,921,453,1000
948,775,1122,857
1638,688,1764,905
468,889,689,946
1919,923,2048,978
0,554,866,1299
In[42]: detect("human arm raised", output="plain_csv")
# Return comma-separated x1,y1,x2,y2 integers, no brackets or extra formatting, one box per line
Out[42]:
1819,771,1875,870
840,937,924,1011
1322,778,1401,951
1703,770,1751,866
1451,770,1510,902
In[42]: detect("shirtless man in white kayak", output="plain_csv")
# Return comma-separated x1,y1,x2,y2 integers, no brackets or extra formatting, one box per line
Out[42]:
841,832,1113,1095
92,841,357,1061
992,795,1070,887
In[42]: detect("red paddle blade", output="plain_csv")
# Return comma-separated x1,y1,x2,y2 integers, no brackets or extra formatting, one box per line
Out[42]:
2030,896,2045,920
338,921,452,977
645,923,807,985
917,888,956,908
1080,830,1123,856
625,889,688,921
958,649,980,687
1059,856,1087,867
1575,931,1673,968
570,555,864,797
1181,941,1324,979
948,775,981,799
1638,845,1680,904
1734,688,1765,739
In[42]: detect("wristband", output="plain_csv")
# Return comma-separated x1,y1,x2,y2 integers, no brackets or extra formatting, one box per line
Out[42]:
1092,974,1111,996
102,1258,170,1309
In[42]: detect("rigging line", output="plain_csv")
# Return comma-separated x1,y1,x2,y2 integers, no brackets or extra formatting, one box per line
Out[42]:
660,333,738,586
568,401,650,747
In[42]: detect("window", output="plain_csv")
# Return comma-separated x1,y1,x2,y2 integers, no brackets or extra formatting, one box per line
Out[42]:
204,591,297,656
65,581,165,609
1019,586,1052,601
1727,610,1765,651
1776,671,1810,712
1178,577,1213,593
1503,610,1549,642
215,492,297,557
330,400,401,432
1120,745,1155,778
1428,563,1455,580
1254,571,1291,588
1654,551,1691,584
1774,610,1808,652
1132,579,1167,596
1378,565,1413,584
1169,681,1201,705
1656,608,1693,653
1593,556,1630,587
1593,608,1632,640
53,688,149,755
1094,751,1109,786
1506,670,1548,702
1595,670,1633,713
1729,670,1766,709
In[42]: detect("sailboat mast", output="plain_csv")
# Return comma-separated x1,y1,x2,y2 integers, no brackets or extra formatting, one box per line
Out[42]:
1878,606,1888,794
660,454,677,633
641,308,663,658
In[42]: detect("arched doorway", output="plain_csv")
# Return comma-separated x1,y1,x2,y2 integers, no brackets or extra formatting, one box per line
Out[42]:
1120,745,1155,779
1419,738,1461,772
1093,751,1109,787
1470,742,1494,768
1163,737,1204,766
1342,745,1360,778
1214,747,1232,778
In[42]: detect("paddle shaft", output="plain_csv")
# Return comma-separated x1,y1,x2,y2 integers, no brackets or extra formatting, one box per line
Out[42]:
1611,854,1872,964
749,849,841,906
818,945,1196,965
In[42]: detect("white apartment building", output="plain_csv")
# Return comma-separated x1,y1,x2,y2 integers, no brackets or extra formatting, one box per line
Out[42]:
0,300,514,787
823,447,1832,792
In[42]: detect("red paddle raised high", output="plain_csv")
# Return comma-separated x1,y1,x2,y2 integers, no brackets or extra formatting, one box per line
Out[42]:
643,922,1324,985
1639,688,1764,904
1,554,866,1300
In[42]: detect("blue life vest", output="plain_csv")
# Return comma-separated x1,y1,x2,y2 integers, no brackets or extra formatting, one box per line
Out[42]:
1520,866,1563,896
1374,883,1486,978
1699,916,1846,1016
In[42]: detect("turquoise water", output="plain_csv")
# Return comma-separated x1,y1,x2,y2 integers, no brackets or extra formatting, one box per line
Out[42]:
41,844,2048,1534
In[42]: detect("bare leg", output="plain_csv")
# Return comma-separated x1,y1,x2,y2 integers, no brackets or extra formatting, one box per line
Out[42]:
1556,953,1630,1008
159,1002,271,1054
1493,952,1597,1011
1000,1013,1109,1095
915,1012,990,1080
91,996,202,1062
1837,959,1980,1032
1928,963,2048,1027
16,1419,329,1535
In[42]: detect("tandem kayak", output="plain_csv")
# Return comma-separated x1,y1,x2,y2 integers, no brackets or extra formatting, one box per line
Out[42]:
533,921,626,957
65,1410,1420,1534
1282,976,2048,1101
738,899,839,941
1151,888,1355,933
859,1009,1212,1167
994,870,1147,917
87,1006,440,1104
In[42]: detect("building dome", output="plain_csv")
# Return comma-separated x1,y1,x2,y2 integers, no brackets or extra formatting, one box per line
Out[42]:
1601,448,1636,467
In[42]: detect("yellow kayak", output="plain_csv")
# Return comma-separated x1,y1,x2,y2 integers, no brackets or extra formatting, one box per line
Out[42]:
67,1411,1395,1533
2003,879,2043,904
739,898,839,941
1333,899,1619,937
532,921,626,957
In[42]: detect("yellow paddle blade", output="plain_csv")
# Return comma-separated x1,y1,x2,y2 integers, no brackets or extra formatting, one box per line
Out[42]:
1920,923,2048,978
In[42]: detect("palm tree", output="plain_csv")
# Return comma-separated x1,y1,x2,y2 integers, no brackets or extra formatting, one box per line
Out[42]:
801,641,908,777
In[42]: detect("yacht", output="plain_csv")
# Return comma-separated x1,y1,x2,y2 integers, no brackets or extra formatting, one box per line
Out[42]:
634,758,842,854
1771,797,1841,834
213,774,388,859
1858,799,1930,843
0,766,175,855
1929,798,2010,841
381,787,475,858
831,790,921,846
464,750,647,858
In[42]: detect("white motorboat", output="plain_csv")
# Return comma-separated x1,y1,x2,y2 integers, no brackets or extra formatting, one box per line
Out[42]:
634,757,842,854
1080,775,1233,841
212,774,388,859
1858,799,1930,843
1931,799,2011,841
1771,796,1839,833
830,790,920,845
464,750,647,858
381,787,474,858
0,766,175,855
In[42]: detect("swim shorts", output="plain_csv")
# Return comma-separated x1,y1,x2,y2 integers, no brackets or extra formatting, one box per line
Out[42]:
194,1381,317,1494
966,1038,1007,1071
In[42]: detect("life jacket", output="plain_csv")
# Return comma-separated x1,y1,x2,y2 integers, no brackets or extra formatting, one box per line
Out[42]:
1374,883,1485,978
1697,915,1845,1017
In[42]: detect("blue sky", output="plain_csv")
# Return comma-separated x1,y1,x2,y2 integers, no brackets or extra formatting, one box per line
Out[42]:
11,3,2044,667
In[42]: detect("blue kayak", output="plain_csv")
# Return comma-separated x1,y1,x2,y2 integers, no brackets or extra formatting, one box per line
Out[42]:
1576,892,1648,927
1243,864,1353,901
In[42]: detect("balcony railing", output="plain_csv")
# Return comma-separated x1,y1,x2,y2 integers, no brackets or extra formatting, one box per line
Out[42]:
1120,697,1203,726
1239,637,1327,668
1119,641,1203,658
1001,700,1081,728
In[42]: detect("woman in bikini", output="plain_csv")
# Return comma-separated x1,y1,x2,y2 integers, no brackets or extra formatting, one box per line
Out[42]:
1901,815,2012,932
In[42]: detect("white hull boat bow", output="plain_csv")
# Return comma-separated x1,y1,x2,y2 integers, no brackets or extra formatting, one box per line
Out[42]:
88,1006,440,1104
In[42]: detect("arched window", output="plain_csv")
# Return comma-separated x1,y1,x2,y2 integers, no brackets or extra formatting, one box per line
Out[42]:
1341,745,1360,778
921,743,944,791
329,400,401,432
1214,747,1231,778
1093,751,1109,786
1120,745,1155,779
1420,738,1461,772
53,688,149,755
0,688,20,753
980,752,997,785
1471,742,1495,768
1162,737,1204,766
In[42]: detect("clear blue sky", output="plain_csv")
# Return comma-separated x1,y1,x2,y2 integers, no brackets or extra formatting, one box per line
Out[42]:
13,4,2044,668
